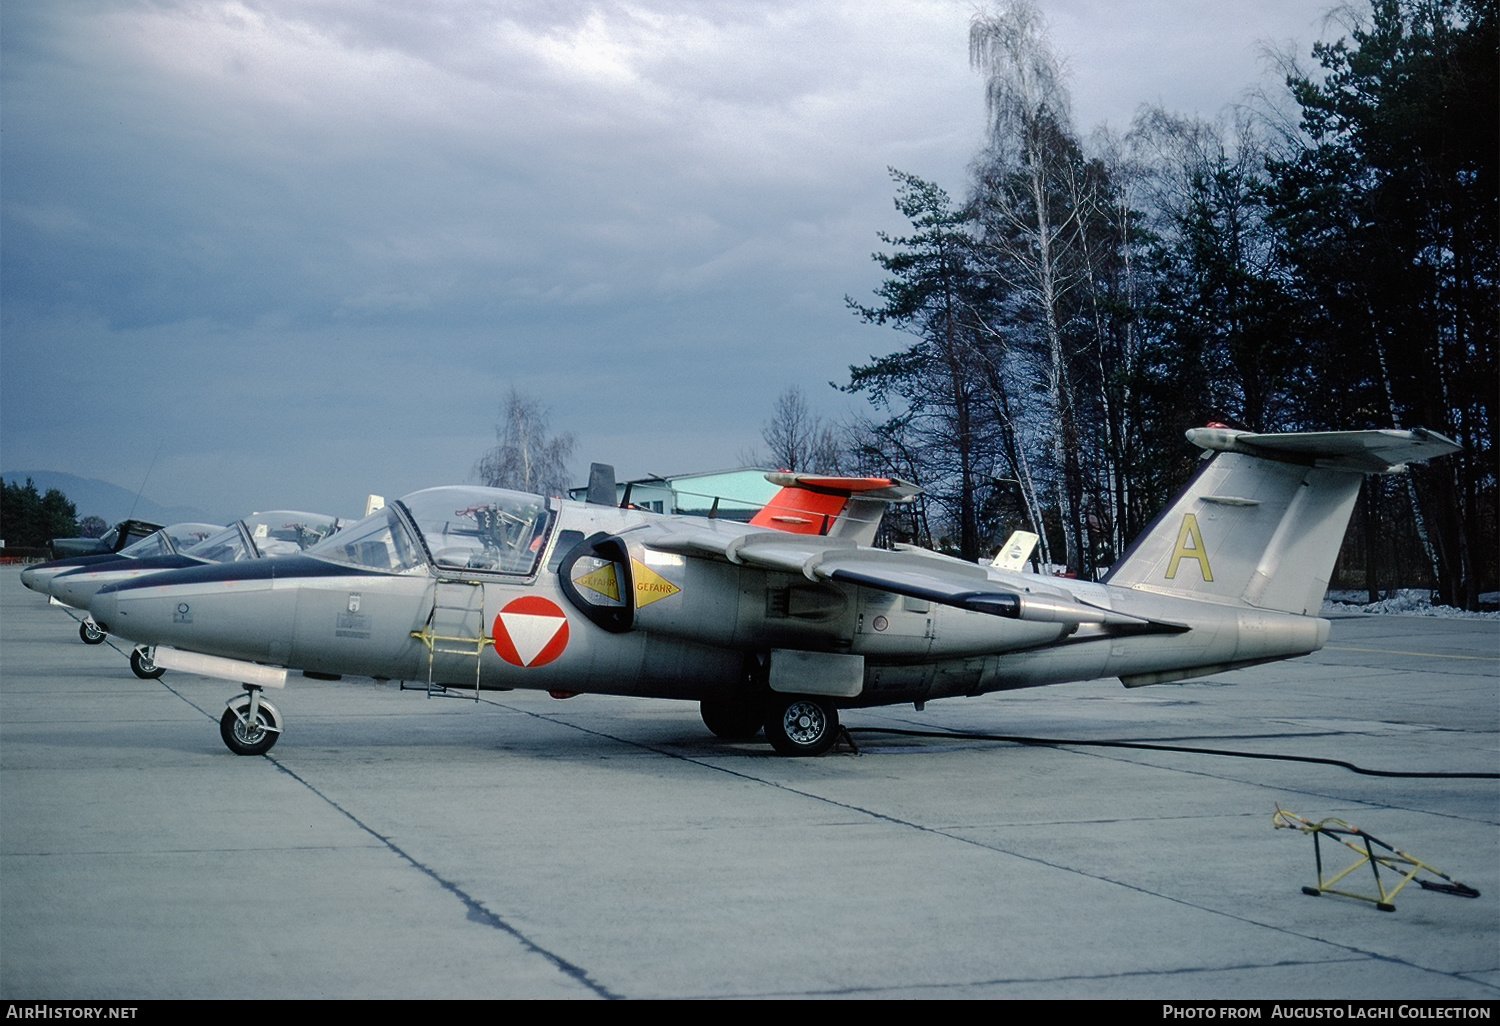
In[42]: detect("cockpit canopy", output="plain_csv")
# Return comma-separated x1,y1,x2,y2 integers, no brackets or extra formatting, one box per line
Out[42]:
186,512,343,563
118,523,223,560
305,486,554,576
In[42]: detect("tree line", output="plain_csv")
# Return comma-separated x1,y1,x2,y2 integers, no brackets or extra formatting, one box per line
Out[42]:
1,478,81,550
814,0,1493,607
474,2,1492,607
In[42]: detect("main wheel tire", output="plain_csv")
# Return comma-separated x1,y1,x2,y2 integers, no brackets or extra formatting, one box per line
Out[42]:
130,647,165,679
220,701,280,756
80,620,107,644
700,696,764,740
765,695,839,757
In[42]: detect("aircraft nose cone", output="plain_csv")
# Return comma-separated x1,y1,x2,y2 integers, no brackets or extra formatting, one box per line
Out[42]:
19,565,41,592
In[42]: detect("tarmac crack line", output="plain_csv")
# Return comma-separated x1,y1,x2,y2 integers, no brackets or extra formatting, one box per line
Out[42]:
1324,644,1500,663
112,681,629,998
1066,742,1500,828
494,702,1497,991
700,955,1384,1000
260,756,624,1001
156,687,1488,997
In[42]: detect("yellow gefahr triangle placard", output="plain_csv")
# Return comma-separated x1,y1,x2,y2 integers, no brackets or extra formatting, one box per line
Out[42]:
631,559,681,608
574,562,621,601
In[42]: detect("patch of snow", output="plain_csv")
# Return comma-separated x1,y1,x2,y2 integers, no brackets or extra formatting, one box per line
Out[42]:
1322,589,1500,620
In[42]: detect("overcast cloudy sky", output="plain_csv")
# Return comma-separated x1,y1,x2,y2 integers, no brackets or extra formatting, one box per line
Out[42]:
2,0,1333,522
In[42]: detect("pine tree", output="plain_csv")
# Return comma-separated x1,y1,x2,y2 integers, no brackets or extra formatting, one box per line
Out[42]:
1265,0,1497,606
844,170,1005,560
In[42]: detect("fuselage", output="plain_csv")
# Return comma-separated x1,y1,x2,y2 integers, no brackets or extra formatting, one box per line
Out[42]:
89,487,1331,709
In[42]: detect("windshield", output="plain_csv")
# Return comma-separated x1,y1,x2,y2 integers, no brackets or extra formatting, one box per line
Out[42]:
164,523,221,552
185,523,254,563
305,507,422,572
120,531,173,559
242,511,343,557
121,523,222,559
397,487,554,574
120,521,159,548
184,512,340,562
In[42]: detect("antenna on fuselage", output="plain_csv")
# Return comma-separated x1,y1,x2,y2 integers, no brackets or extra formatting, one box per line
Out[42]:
128,440,165,520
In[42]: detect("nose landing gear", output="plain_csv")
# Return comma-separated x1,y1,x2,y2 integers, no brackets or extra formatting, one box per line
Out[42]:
130,646,165,679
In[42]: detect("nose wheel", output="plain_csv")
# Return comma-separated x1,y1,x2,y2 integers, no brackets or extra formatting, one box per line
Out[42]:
130,647,165,679
220,687,282,756
80,619,107,645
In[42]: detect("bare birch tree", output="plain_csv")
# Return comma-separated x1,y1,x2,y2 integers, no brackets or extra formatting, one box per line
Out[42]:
758,386,843,472
473,387,576,497
970,0,1091,572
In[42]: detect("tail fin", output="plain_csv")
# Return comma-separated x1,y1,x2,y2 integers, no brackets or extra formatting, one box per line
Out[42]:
991,530,1040,571
750,474,920,546
1104,428,1459,616
585,463,618,506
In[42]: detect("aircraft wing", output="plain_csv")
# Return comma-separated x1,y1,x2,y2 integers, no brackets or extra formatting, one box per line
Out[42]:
635,522,1161,628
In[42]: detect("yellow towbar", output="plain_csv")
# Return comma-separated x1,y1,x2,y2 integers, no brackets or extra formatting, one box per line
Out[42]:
1272,806,1480,912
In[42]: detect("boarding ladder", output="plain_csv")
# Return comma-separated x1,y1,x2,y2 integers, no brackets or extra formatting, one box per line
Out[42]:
408,578,491,700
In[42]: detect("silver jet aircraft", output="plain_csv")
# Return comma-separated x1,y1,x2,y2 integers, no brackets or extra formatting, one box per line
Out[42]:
20,522,220,601
86,427,1458,758
28,513,340,672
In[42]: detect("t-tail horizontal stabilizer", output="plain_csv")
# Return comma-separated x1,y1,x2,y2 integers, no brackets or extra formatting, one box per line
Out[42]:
1105,428,1460,616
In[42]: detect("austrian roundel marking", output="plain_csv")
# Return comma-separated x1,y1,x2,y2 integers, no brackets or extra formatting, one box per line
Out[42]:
493,596,570,668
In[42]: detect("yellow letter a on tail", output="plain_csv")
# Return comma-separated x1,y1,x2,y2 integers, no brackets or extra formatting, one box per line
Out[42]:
1165,513,1213,582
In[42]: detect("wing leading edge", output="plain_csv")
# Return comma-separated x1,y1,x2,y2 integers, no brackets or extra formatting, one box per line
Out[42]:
636,522,1176,630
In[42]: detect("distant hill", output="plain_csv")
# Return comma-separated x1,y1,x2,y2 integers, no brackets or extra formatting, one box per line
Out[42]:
0,471,222,528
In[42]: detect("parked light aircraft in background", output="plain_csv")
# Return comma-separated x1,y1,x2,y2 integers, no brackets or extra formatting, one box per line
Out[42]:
86,427,1458,757
48,518,163,559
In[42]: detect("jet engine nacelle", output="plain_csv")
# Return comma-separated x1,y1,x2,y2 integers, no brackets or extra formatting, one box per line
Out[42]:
557,532,855,651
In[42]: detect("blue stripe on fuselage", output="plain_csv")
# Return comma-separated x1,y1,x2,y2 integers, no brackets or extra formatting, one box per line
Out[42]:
94,556,391,595
54,553,202,579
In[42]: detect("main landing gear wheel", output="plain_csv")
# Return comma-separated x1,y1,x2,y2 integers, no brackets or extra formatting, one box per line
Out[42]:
130,647,165,679
80,620,106,645
700,696,765,740
220,694,281,756
765,695,839,757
